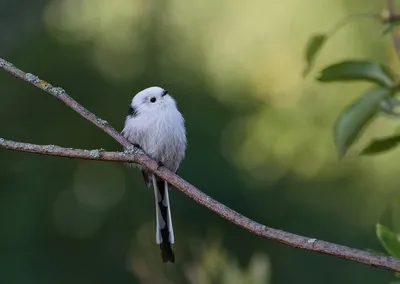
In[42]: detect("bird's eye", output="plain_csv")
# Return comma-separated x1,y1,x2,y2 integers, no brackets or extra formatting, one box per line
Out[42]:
150,97,156,103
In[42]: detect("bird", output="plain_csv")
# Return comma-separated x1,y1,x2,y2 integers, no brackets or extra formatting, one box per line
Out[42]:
122,86,187,263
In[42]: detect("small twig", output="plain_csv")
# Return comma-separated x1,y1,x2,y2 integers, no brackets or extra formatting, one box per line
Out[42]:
0,138,136,162
327,13,382,38
387,0,400,56
1,57,400,272
381,97,400,118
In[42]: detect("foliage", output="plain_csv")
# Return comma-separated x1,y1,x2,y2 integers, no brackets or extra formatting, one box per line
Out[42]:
304,12,400,157
376,224,400,259
305,8,400,282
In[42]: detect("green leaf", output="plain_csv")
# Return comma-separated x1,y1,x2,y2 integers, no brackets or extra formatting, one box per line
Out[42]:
376,223,400,259
383,20,400,35
361,134,400,155
303,34,327,77
334,87,390,157
318,60,396,87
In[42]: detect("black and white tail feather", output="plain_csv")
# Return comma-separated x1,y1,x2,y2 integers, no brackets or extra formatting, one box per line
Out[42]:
142,170,175,262
122,87,186,263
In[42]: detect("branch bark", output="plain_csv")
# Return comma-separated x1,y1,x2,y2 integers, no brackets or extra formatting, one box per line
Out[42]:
1,57,400,272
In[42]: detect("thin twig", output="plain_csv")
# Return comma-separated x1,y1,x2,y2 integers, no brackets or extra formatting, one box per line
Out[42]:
327,13,382,38
1,57,400,272
387,0,400,56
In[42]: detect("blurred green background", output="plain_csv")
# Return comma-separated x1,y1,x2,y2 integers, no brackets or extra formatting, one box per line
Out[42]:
1,0,400,283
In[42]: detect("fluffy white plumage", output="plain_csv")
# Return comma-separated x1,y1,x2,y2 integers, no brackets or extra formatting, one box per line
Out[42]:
122,86,186,171
122,86,187,263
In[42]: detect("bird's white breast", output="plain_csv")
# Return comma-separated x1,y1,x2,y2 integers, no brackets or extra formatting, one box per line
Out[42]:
123,107,186,172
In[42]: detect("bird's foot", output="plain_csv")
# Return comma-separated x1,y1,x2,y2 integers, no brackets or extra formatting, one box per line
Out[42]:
133,143,142,150
157,161,164,171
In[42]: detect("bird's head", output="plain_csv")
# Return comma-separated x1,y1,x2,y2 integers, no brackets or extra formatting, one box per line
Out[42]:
128,86,176,117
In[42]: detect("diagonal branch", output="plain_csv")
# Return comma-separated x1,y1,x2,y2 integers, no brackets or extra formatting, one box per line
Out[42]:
0,58,132,149
1,57,400,272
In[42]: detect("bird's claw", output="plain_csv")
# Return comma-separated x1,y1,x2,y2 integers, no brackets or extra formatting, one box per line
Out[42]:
157,161,164,170
133,143,142,150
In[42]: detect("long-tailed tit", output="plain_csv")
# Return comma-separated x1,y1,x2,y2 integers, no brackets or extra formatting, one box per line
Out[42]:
122,86,187,263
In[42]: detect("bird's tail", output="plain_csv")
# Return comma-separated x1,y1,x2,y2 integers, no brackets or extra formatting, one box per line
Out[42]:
152,174,175,263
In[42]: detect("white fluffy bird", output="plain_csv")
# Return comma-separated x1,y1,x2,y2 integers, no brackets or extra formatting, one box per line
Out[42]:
122,86,187,263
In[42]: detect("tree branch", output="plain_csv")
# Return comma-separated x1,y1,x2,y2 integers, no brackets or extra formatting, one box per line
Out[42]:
1,57,400,272
0,58,132,149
